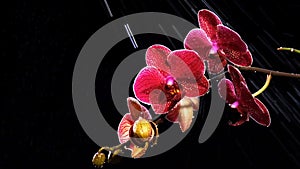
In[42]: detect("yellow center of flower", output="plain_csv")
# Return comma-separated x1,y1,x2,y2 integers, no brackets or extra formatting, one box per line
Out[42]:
132,118,152,140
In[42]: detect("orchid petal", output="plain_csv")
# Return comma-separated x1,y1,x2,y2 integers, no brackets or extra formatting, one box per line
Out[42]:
168,50,209,97
250,98,271,127
227,65,247,96
127,97,152,121
117,113,133,144
177,98,194,132
206,55,227,74
146,44,171,72
184,28,212,60
198,9,222,41
217,25,252,66
218,78,237,104
133,66,165,104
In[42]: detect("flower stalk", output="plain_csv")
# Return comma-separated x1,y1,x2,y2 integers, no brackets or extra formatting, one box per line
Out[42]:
252,74,272,97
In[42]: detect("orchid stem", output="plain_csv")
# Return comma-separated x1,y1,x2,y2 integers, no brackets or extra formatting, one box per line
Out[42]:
252,74,272,97
237,66,300,78
277,47,300,54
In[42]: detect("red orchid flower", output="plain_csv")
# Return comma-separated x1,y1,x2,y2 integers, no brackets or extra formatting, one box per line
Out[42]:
218,65,271,127
117,97,158,158
184,9,253,74
133,44,209,114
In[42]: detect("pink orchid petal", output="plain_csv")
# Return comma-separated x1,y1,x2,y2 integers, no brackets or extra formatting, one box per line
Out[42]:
177,98,194,132
168,49,209,97
165,102,180,122
133,66,165,104
216,25,253,66
250,98,271,127
218,78,237,104
227,65,247,97
127,97,152,121
207,55,227,74
117,113,133,144
198,9,222,42
185,76,210,97
150,88,182,114
149,89,168,114
146,44,171,72
168,49,206,77
184,28,212,60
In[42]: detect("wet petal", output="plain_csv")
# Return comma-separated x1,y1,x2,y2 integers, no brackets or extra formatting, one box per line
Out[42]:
117,113,133,144
127,97,152,121
146,44,171,72
198,9,222,41
227,65,247,96
133,66,165,104
217,25,252,66
168,49,206,76
177,98,194,132
168,49,209,97
176,76,208,97
206,55,227,74
250,98,271,127
218,78,237,104
237,82,268,126
150,89,181,114
184,28,212,60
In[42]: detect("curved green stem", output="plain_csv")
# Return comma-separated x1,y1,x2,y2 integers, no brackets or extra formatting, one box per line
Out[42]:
277,47,300,54
252,74,272,97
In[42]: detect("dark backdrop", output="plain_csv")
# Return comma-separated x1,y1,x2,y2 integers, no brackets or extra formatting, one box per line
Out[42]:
6,0,300,169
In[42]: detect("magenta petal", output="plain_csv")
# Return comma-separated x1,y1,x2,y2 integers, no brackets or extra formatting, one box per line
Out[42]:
117,113,133,144
207,55,227,74
184,28,212,60
133,66,165,104
182,76,209,97
146,44,171,72
127,97,152,121
216,25,252,66
227,65,247,96
168,50,208,97
218,78,237,104
250,98,271,127
198,9,222,41
168,49,206,77
149,89,168,114
216,25,247,51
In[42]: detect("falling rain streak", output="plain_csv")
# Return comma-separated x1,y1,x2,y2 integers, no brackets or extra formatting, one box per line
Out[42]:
124,24,138,49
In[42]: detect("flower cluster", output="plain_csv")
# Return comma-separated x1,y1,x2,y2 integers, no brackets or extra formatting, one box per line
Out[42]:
93,9,282,166
116,9,271,158
184,9,253,74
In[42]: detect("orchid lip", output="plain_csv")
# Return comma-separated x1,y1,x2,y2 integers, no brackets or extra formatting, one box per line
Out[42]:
209,42,218,55
230,101,239,108
166,76,175,86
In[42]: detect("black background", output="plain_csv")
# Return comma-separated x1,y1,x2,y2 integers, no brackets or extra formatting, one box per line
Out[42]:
7,0,300,169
